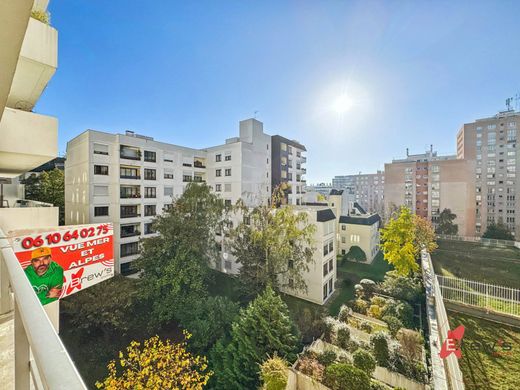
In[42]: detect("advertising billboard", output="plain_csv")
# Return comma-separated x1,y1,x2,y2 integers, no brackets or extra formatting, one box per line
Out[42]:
8,223,114,305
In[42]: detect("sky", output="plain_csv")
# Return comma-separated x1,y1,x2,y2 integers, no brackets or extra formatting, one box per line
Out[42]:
38,0,520,184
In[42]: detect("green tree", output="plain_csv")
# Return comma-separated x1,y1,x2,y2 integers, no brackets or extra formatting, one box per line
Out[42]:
345,245,367,262
136,183,224,325
380,207,417,275
352,349,376,375
435,208,458,235
23,169,65,224
323,363,371,390
211,286,299,389
230,202,316,297
260,355,289,390
61,275,139,341
483,221,515,240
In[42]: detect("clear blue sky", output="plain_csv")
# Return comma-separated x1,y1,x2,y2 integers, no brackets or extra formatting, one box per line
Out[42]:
38,0,520,183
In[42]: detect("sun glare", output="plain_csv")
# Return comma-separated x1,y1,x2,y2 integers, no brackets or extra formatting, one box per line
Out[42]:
332,94,355,114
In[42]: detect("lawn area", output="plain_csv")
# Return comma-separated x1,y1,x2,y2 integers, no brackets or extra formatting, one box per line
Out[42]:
449,311,520,390
327,251,392,316
431,239,520,288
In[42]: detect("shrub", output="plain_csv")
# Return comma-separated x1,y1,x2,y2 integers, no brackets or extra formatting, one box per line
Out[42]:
260,355,288,390
382,300,414,328
347,245,367,262
359,279,377,297
353,349,376,375
397,329,423,362
323,363,371,390
371,332,390,367
390,351,427,383
381,271,422,303
338,305,351,323
382,315,403,337
335,323,350,349
359,321,373,334
346,339,360,353
297,356,324,381
317,350,337,366
323,317,336,343
368,304,382,319
351,299,369,314
370,296,387,307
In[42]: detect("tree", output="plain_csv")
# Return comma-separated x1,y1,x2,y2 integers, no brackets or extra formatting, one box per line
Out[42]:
413,215,438,253
211,286,299,389
435,208,458,235
96,332,212,390
60,275,139,341
345,245,367,262
370,332,390,367
260,355,289,390
483,221,515,240
136,183,224,325
380,207,417,275
323,363,371,390
22,169,65,224
352,349,376,375
230,201,316,297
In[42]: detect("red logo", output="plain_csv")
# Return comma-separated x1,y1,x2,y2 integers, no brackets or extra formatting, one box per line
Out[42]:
440,325,465,359
65,268,85,294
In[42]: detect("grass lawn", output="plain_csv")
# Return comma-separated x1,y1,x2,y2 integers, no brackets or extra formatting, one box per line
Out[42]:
449,311,520,390
431,240,520,288
327,252,392,316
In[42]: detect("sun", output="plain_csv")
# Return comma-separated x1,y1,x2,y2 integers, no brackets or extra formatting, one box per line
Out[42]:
332,94,355,114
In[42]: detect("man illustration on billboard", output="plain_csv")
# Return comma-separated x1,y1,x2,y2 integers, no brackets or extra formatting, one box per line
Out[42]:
25,247,64,305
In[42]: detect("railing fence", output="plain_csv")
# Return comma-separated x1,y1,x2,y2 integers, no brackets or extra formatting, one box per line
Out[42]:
437,275,520,318
437,234,518,248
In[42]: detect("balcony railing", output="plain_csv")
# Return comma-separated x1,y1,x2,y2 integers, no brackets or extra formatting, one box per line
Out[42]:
121,230,141,238
182,163,192,167
120,193,141,199
0,228,87,389
121,213,140,219
194,161,206,169
1,199,53,208
120,175,140,180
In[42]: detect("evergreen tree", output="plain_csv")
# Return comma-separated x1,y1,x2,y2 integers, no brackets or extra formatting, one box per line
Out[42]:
435,208,458,235
212,286,299,389
483,221,515,240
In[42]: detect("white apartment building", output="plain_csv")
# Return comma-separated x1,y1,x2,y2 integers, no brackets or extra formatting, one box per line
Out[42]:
332,171,385,216
65,119,271,274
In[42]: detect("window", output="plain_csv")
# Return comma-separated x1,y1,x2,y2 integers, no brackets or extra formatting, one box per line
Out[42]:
144,205,156,216
281,143,287,151
120,186,140,198
216,169,222,177
183,175,192,182
144,187,156,198
323,284,328,301
216,154,222,162
121,242,139,257
328,259,333,273
144,223,155,235
225,169,231,176
341,236,346,243
225,154,232,161
120,167,139,179
94,185,109,196
328,241,333,253
225,183,232,192
341,225,346,231
164,187,173,197
224,199,232,207
164,171,174,179
120,205,138,218
94,206,109,216
508,129,517,142
144,150,156,162
93,143,109,155
94,165,108,175
329,278,333,294
121,224,139,238
144,168,156,180
215,184,222,192
323,263,328,277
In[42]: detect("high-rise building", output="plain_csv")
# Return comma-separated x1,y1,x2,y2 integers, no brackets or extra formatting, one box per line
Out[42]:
332,171,385,216
457,109,519,236
65,118,272,274
384,149,475,235
271,135,307,205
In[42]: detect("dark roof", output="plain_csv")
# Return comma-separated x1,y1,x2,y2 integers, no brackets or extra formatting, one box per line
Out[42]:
302,202,328,207
329,189,344,195
31,157,66,172
354,202,367,214
317,209,336,222
271,135,307,151
339,214,381,226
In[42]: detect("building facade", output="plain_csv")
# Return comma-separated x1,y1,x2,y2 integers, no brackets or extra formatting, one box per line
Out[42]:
457,110,519,237
332,171,385,216
65,119,273,273
384,149,475,236
271,135,307,205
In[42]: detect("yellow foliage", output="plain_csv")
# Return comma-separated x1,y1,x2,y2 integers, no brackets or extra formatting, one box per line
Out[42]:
96,331,212,390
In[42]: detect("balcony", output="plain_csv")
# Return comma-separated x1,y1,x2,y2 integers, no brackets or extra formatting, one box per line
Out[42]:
120,174,140,180
121,224,141,238
0,108,57,178
121,212,140,219
120,186,141,199
120,146,141,161
182,163,193,167
6,18,58,111
301,156,307,163
194,157,206,169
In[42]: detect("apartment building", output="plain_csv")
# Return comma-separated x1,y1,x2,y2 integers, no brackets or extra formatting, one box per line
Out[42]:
332,171,385,216
271,135,307,205
65,119,272,274
457,109,519,236
282,206,337,305
384,149,475,236
338,214,380,262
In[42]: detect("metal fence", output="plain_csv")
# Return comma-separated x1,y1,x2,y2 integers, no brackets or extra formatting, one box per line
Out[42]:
437,275,520,318
437,234,518,248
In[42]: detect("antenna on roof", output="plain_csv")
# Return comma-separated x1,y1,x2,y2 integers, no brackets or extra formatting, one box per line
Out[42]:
506,97,514,111
515,93,520,112
254,110,259,119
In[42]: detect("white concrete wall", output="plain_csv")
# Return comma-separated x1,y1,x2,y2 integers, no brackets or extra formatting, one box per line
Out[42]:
0,207,58,232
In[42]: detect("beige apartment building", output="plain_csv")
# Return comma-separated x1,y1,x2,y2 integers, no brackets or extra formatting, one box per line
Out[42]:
332,171,385,216
384,149,475,236
457,110,519,237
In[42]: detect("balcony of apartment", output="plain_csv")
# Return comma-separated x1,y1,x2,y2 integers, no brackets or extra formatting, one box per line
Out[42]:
120,223,141,238
120,185,141,203
119,165,141,181
120,145,141,161
120,205,140,219
6,17,57,112
193,157,206,170
0,108,57,178
300,156,307,163
193,173,206,183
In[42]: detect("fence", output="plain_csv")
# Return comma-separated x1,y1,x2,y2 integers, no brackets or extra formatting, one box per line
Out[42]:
437,234,518,248
437,275,520,318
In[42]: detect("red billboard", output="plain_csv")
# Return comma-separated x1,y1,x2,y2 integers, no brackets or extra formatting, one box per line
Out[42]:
8,223,114,305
